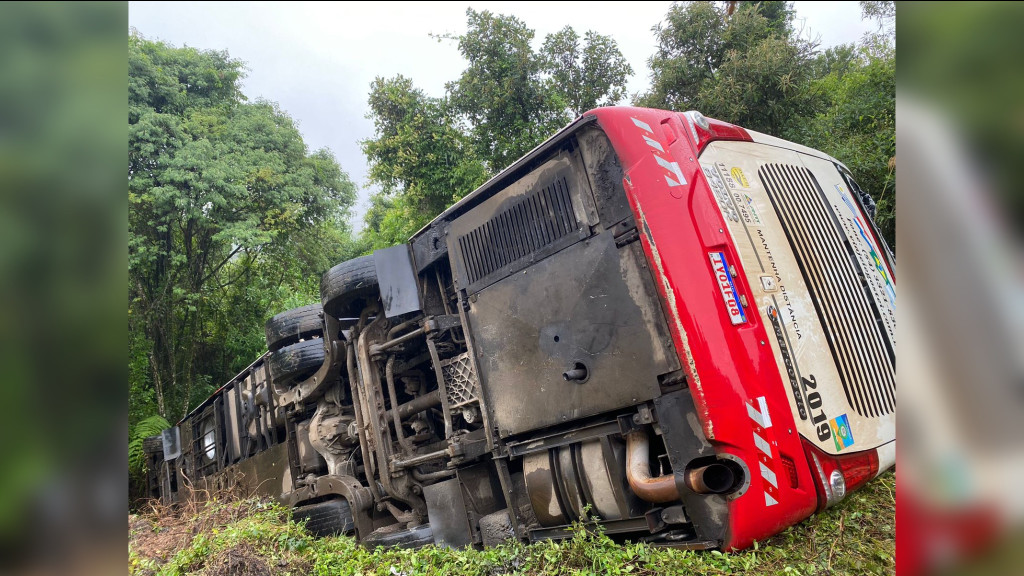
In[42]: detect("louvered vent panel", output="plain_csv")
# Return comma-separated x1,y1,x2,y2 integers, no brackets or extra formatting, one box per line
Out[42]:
759,164,895,418
457,176,581,289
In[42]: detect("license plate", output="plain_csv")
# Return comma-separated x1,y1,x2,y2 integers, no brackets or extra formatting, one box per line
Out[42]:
709,251,747,325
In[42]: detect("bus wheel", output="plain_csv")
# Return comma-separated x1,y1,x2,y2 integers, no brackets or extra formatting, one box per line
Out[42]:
321,255,379,319
292,498,355,537
267,338,325,387
265,303,324,352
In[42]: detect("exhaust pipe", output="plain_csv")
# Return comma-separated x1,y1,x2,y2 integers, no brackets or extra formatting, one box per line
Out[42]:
625,430,680,503
684,462,736,494
625,429,739,500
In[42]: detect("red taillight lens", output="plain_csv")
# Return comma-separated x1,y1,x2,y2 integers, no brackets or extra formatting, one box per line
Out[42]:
780,453,799,489
681,111,752,154
802,440,879,510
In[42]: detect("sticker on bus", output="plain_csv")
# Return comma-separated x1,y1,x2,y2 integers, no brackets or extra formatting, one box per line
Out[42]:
709,251,747,325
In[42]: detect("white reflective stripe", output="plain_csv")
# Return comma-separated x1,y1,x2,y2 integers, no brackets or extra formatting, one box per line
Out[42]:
631,117,653,133
753,431,772,457
765,492,779,507
760,461,778,488
758,397,772,428
747,401,767,428
653,155,687,186
642,134,664,152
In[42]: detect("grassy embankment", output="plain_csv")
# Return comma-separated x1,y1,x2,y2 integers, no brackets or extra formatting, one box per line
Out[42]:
129,471,894,576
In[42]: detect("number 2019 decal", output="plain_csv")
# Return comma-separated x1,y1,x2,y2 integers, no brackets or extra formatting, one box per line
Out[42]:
801,375,832,442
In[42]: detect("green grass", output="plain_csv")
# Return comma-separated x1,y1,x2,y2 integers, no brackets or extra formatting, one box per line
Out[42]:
129,471,894,576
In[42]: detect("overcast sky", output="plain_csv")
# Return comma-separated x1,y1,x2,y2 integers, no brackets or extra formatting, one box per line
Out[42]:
128,1,875,227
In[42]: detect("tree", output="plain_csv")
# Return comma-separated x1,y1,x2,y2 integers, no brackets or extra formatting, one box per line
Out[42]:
444,9,567,172
129,34,356,422
541,27,634,117
860,0,895,29
362,10,633,245
639,1,894,245
638,1,817,136
445,9,632,171
797,34,895,245
361,75,488,249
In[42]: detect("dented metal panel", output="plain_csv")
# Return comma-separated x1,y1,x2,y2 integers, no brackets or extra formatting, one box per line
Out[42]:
374,244,422,318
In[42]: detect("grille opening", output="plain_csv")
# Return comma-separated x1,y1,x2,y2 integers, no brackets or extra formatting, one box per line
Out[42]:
457,176,581,288
758,163,895,418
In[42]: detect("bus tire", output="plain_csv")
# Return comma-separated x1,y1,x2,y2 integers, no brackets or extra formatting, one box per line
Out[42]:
293,498,355,537
266,338,325,387
321,255,379,319
265,303,323,352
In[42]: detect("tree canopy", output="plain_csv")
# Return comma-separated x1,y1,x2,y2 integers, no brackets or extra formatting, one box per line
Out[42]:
442,9,633,172
360,75,488,249
361,9,633,248
638,1,816,136
129,34,357,424
640,1,894,244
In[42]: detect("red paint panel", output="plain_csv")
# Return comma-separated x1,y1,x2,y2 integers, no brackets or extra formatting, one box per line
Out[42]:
590,107,817,550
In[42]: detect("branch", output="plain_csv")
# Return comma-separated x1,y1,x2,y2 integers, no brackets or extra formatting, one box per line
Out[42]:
199,244,244,286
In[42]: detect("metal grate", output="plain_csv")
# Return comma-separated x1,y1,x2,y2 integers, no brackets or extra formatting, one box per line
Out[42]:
440,352,478,408
759,164,895,418
457,176,580,288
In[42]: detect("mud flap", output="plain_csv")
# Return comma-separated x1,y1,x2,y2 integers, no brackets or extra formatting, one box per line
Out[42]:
423,478,473,548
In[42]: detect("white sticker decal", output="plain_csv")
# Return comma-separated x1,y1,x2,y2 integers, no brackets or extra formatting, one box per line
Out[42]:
632,116,687,188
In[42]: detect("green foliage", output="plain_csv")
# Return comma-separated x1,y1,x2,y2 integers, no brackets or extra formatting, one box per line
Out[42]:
360,75,489,249
444,9,632,172
541,27,634,117
129,32,358,428
362,9,632,243
640,1,894,246
128,414,170,477
792,35,895,245
860,1,895,28
362,193,432,252
360,8,630,242
445,9,568,172
131,473,895,575
639,1,818,136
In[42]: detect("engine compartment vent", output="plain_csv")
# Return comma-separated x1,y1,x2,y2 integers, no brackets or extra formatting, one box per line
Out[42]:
456,175,582,292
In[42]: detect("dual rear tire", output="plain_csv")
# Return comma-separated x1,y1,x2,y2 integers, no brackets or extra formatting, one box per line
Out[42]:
263,256,380,387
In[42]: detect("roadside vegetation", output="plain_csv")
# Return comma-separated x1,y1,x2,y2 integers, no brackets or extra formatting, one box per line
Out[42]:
129,472,893,576
130,3,896,474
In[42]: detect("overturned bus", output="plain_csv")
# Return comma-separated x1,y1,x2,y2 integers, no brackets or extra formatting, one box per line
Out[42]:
145,106,895,551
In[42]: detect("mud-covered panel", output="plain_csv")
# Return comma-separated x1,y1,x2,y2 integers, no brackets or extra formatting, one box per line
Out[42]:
467,231,674,437
577,127,631,229
205,442,291,500
374,244,422,318
447,152,591,295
